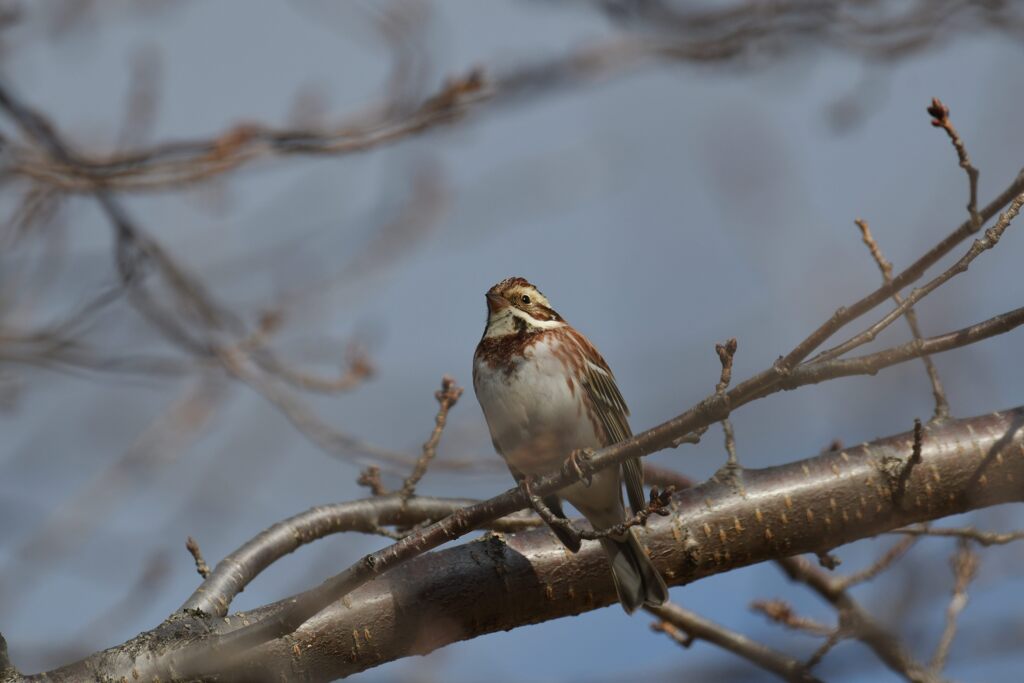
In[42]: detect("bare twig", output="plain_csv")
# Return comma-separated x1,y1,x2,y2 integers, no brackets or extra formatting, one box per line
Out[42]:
839,536,917,588
0,376,226,613
715,339,740,468
810,192,1024,364
930,540,979,673
186,537,211,579
784,305,1024,392
777,556,940,683
815,552,841,570
715,338,738,394
712,339,745,489
927,97,981,229
777,168,1024,373
893,418,924,503
357,466,390,497
249,341,375,395
9,3,1020,193
855,218,949,420
116,45,161,151
0,81,447,481
520,476,673,541
751,599,834,637
890,525,1024,547
805,630,843,669
400,376,463,501
651,617,694,647
650,602,822,683
216,348,467,474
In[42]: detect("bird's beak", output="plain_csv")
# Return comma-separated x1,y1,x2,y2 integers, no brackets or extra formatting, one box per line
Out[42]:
486,292,509,314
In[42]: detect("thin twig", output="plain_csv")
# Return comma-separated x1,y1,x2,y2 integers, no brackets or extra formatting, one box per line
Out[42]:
520,476,673,541
357,466,390,497
751,599,834,636
777,168,1024,373
401,376,463,501
810,192,1024,364
251,341,374,394
890,525,1024,547
776,556,941,683
649,602,822,683
715,338,738,394
715,339,741,469
893,418,924,503
186,536,211,579
839,535,917,588
10,4,1019,193
930,540,979,673
855,218,949,420
651,617,694,647
927,97,981,230
805,630,843,669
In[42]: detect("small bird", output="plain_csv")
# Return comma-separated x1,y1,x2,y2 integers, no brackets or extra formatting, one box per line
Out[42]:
473,276,668,613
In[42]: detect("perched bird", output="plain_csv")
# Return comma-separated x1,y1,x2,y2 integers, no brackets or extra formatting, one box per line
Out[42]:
473,276,668,613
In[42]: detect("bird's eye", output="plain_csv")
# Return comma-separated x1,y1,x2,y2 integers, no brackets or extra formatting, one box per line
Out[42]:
520,295,531,305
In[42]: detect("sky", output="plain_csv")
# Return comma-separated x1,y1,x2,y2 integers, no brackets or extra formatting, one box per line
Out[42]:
1,2,1023,681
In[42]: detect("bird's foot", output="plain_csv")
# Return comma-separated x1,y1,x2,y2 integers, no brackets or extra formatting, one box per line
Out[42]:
563,448,595,487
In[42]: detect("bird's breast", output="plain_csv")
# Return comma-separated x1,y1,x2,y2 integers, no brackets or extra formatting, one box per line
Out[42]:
473,336,600,474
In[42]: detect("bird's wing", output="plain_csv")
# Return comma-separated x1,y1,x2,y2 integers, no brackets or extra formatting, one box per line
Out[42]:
573,332,646,516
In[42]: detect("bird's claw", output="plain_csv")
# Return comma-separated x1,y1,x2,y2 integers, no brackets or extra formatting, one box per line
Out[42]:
564,448,595,487
517,474,537,498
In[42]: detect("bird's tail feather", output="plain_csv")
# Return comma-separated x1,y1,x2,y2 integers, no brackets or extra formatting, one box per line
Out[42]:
599,530,668,614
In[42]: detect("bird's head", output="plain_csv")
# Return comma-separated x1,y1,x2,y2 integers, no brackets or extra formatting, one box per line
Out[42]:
482,277,564,338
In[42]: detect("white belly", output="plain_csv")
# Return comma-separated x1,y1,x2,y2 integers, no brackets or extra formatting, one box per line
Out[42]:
473,337,602,475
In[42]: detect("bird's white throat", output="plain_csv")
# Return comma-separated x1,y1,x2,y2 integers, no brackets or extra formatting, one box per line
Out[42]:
483,306,565,339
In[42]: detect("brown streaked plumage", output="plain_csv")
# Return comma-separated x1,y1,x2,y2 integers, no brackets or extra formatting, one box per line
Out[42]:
472,276,667,613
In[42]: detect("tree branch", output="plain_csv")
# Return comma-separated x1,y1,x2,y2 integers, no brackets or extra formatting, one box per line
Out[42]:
29,406,1024,681
776,556,940,683
147,300,1024,676
777,168,1024,371
855,218,949,420
650,602,822,683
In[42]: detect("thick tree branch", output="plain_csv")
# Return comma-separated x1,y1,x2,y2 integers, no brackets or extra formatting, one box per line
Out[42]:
116,300,1024,678
28,406,1024,681
180,495,535,617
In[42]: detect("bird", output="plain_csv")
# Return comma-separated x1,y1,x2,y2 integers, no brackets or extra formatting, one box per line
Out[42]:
472,276,668,613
